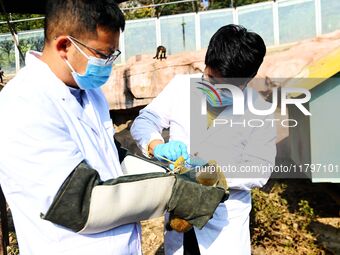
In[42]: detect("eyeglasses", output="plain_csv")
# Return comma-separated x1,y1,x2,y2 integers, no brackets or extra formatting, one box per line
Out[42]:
68,36,121,64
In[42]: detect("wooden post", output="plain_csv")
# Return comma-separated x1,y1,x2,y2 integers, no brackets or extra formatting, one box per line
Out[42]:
0,186,8,255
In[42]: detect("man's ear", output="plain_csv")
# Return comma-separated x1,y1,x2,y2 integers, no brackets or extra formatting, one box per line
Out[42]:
55,36,71,59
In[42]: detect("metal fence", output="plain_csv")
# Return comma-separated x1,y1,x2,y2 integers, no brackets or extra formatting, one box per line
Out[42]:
0,0,339,74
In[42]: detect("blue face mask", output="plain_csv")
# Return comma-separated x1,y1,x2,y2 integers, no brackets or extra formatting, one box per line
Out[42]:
65,37,113,90
207,88,233,107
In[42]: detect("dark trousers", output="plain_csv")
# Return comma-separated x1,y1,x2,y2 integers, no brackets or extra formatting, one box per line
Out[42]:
183,228,201,255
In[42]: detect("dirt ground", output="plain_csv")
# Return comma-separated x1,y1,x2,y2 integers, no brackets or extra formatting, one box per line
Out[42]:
141,218,165,255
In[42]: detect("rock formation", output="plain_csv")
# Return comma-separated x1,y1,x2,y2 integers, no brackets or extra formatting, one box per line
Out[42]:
103,30,340,110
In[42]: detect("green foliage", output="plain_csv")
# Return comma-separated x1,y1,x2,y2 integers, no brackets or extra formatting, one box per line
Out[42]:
209,0,268,9
123,0,271,20
234,0,270,6
19,36,44,53
0,40,13,58
0,14,44,72
0,39,15,72
18,36,44,66
208,0,230,9
0,1,271,27
155,1,197,16
0,14,44,33
298,200,315,226
251,183,321,254
7,232,19,255
123,0,199,19
124,7,156,20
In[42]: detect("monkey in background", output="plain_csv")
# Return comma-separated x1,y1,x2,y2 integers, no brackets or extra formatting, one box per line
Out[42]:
153,45,167,60
0,67,4,84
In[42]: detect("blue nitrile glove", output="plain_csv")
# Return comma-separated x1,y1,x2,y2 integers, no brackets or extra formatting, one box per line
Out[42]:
153,141,189,163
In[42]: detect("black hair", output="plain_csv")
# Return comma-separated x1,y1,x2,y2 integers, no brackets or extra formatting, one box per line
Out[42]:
205,24,266,83
44,0,125,42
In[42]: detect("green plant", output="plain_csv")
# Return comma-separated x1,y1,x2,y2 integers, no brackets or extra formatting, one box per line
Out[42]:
251,182,322,255
298,200,314,218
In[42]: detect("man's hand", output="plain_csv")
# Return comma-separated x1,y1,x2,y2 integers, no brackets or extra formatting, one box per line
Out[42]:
168,169,228,230
152,141,189,162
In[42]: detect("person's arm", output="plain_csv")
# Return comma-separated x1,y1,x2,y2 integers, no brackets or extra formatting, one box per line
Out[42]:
131,109,168,157
0,94,226,235
131,75,188,159
41,160,227,234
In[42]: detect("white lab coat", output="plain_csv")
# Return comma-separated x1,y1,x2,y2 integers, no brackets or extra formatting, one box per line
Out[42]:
131,74,276,255
0,52,142,255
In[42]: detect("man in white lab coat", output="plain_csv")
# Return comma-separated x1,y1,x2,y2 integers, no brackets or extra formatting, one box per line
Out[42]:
131,25,277,254
0,1,227,254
